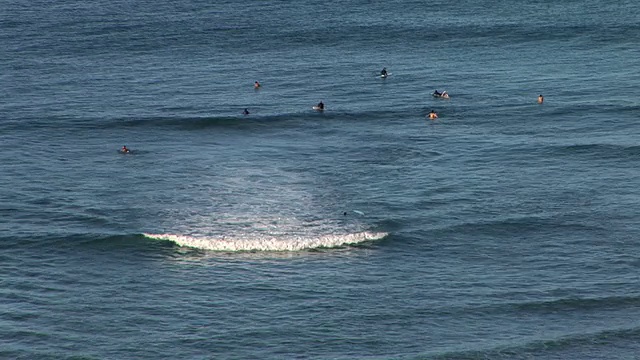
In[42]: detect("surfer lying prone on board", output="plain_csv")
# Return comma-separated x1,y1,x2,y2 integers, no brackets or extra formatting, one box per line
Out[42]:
313,101,325,111
433,90,449,99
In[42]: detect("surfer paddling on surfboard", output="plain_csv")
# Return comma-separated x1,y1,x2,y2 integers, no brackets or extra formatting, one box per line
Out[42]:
313,101,325,111
433,90,449,99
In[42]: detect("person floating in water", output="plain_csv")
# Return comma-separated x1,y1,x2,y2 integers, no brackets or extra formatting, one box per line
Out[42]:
121,145,129,153
243,108,250,115
538,94,544,104
428,110,438,120
381,67,388,77
254,81,261,89
316,101,324,110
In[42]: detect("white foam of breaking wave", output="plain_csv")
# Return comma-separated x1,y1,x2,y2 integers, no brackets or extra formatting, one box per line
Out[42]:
143,231,388,251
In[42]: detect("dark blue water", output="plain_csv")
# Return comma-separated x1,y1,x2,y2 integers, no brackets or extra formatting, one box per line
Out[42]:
2,0,640,358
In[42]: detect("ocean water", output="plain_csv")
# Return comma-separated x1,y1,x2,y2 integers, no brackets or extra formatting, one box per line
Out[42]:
2,0,640,358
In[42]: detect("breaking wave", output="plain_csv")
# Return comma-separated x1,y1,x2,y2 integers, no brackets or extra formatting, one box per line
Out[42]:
143,231,388,252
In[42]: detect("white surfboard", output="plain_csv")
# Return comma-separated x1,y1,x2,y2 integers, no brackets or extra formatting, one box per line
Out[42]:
312,106,324,111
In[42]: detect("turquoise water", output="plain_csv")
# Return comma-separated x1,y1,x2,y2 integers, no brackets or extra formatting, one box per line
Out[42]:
2,0,640,358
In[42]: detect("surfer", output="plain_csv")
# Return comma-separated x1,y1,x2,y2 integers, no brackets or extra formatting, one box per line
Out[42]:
433,90,442,97
254,81,261,89
316,101,324,110
538,94,544,104
381,67,388,77
428,110,438,120
243,108,250,115
121,145,129,153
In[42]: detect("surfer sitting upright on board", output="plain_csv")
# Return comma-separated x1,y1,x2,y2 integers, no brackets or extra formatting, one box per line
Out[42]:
381,67,388,77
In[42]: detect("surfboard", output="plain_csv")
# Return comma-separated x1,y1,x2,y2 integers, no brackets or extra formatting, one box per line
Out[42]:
312,106,324,111
379,72,392,78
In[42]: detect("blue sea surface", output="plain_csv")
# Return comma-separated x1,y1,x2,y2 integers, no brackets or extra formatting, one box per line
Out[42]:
2,0,640,358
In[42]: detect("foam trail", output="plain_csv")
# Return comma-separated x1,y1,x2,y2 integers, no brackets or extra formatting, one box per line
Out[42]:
143,231,388,251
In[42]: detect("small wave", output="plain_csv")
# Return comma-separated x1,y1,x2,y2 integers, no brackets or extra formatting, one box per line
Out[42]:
554,143,640,160
511,294,640,313
428,325,640,359
457,294,640,318
143,231,388,252
111,115,278,130
436,214,605,237
1,108,415,133
106,110,403,130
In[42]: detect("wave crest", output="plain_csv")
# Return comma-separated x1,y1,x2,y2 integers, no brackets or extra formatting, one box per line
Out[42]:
143,231,388,251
